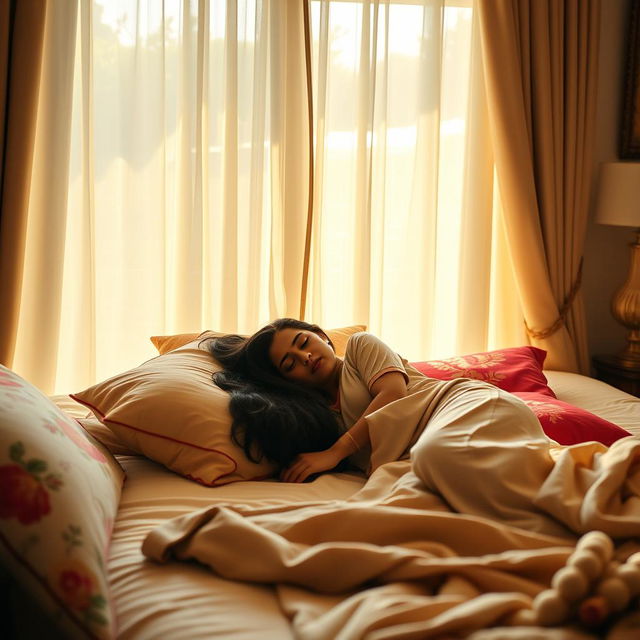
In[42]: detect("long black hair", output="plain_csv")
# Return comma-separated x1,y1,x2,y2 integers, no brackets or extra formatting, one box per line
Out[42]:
208,318,343,468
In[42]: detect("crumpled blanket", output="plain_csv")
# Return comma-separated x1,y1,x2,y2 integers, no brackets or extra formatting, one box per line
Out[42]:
143,393,640,639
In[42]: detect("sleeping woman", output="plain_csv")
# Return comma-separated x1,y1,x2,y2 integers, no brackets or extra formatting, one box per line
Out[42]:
210,318,639,539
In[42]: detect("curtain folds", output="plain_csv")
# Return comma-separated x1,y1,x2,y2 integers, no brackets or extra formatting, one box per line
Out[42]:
0,0,47,368
11,0,312,393
305,0,512,362
478,0,600,373
6,0,598,393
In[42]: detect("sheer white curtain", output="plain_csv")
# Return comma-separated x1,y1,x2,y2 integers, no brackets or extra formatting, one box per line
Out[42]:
13,0,311,394
305,0,523,360
12,0,524,394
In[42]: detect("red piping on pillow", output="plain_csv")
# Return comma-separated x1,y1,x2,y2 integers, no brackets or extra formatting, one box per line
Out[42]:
70,393,242,486
73,417,127,474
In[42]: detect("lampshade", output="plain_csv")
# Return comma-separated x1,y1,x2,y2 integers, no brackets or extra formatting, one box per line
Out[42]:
594,162,640,228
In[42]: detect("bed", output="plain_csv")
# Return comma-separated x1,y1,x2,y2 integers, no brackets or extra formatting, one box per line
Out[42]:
1,329,639,640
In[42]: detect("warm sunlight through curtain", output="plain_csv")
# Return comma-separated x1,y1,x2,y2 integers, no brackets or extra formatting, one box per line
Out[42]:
13,0,312,393
11,0,524,394
304,0,523,360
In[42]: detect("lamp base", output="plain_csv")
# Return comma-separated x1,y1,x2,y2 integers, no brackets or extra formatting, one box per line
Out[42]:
612,329,640,368
610,231,640,369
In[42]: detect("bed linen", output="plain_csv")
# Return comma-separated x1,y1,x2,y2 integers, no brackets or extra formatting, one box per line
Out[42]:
6,374,639,640
141,379,640,640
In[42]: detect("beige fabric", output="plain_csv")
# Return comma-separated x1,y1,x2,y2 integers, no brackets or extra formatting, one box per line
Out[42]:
72,339,278,486
478,0,600,373
108,455,365,640
77,416,137,457
339,332,409,430
9,2,312,395
45,373,639,639
0,0,47,367
57,383,137,455
8,1,527,396
305,3,522,361
143,449,640,639
143,389,640,638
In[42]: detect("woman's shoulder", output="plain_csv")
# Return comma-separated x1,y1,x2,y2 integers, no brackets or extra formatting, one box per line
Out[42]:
344,331,397,361
344,331,375,352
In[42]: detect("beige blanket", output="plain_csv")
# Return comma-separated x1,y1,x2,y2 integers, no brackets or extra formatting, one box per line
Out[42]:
143,394,640,639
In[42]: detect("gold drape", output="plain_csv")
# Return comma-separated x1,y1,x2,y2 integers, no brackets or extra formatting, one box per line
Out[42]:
478,0,600,373
0,0,47,367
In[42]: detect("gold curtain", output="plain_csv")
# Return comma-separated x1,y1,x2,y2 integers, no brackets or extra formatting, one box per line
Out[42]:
478,0,600,373
0,0,47,367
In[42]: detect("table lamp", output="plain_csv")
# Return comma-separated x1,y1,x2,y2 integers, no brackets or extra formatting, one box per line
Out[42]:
594,162,640,366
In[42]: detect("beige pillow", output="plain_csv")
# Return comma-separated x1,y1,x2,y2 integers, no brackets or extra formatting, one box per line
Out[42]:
73,325,366,486
0,365,124,639
72,340,278,486
150,325,366,358
77,415,138,456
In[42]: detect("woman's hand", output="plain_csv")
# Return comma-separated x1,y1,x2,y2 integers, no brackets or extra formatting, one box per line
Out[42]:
280,448,344,483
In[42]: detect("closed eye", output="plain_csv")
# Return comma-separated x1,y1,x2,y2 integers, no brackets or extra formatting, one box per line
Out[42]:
281,333,308,372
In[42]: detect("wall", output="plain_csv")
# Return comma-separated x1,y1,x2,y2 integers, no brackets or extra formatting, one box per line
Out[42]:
583,0,634,364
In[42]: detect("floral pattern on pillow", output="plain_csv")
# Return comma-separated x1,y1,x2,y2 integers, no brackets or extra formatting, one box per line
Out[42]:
513,391,632,446
0,442,62,524
424,352,509,385
522,399,566,423
411,346,556,397
0,365,124,639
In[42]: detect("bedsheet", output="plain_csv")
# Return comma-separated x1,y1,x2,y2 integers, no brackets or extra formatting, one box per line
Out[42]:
50,375,640,639
141,388,640,640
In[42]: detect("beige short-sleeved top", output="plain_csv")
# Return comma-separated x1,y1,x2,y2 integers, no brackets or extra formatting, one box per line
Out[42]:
338,331,459,426
338,332,450,471
338,332,409,429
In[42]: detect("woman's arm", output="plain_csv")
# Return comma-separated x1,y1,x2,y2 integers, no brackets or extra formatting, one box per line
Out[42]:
280,371,407,482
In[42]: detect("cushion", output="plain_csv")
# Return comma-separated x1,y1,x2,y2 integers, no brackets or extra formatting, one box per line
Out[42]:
513,392,632,446
150,331,206,355
75,325,367,486
77,415,138,456
411,346,556,397
150,324,367,358
0,365,124,639
72,340,279,486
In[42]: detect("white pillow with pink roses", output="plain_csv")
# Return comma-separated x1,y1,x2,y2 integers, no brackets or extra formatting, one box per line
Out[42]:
0,365,124,639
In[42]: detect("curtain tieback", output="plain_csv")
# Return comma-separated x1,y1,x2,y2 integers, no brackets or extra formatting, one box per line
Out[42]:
525,258,584,341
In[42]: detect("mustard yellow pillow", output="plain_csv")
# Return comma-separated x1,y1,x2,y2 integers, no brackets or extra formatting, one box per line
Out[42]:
150,325,366,357
72,340,278,485
324,325,367,357
150,331,208,355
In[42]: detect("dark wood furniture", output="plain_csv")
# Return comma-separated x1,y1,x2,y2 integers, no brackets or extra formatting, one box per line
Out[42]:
592,354,640,398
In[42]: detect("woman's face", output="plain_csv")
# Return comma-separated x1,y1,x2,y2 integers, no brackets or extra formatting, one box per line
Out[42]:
268,328,339,390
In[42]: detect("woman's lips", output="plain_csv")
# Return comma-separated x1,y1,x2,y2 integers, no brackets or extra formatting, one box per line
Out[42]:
312,358,321,373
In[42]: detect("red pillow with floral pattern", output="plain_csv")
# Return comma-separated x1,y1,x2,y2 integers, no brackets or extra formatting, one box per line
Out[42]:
411,346,555,397
513,392,631,446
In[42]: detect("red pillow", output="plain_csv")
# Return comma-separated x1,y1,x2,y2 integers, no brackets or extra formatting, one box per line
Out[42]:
411,346,555,397
513,392,631,446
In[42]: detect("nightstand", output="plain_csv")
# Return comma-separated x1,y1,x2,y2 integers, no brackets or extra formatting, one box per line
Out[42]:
592,354,640,398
